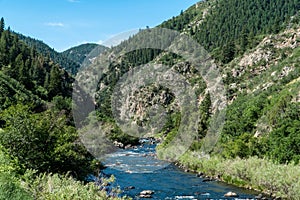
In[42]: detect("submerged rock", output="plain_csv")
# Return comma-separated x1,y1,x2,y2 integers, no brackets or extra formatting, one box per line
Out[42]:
124,186,135,190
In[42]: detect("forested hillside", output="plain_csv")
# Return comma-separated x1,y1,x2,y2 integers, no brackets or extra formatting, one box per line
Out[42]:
79,0,300,198
88,0,300,163
161,0,300,64
1,0,300,198
17,33,82,75
155,0,300,163
62,43,107,68
0,23,72,102
0,18,124,199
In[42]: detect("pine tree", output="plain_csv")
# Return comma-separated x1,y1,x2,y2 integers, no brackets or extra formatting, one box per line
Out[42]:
220,41,236,64
0,17,4,35
198,93,212,139
16,54,27,85
0,31,10,65
44,72,50,89
48,65,62,99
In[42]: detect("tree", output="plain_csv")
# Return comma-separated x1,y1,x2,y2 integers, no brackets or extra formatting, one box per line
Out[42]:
220,41,236,64
0,31,10,66
0,17,4,35
197,93,212,139
0,105,95,179
48,65,62,99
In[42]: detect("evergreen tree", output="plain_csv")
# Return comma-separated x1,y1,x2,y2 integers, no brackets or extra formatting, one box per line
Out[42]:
48,65,62,99
220,41,236,64
0,17,4,35
198,93,212,139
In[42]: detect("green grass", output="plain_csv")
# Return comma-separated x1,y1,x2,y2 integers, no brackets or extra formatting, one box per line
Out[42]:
22,171,129,200
177,151,300,199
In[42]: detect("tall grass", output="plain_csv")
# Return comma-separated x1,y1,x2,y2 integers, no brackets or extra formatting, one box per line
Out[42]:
22,171,130,200
178,151,300,199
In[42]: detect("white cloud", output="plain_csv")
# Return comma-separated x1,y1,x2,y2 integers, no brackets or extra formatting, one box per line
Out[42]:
45,22,65,27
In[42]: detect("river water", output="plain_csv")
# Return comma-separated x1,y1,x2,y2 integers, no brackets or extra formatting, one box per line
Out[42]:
102,142,262,200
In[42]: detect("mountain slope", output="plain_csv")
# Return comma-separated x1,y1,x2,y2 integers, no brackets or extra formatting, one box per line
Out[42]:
161,0,300,63
62,43,108,67
16,33,80,74
85,0,300,161
0,30,72,102
0,72,42,111
72,0,300,197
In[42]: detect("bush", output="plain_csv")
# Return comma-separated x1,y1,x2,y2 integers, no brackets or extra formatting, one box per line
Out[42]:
0,104,96,179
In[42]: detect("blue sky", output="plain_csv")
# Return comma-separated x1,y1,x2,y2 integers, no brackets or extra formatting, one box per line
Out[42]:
0,0,199,52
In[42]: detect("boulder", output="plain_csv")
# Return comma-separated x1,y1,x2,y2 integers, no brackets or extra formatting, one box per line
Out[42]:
196,172,204,177
224,191,239,197
139,190,154,198
113,141,124,148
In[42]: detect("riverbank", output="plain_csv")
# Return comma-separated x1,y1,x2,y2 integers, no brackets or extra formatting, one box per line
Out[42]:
172,151,300,199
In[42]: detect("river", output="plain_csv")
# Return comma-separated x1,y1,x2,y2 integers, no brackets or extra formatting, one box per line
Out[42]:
101,141,263,199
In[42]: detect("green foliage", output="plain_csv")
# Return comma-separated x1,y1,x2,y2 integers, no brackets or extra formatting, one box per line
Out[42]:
160,4,199,32
0,173,33,200
0,72,42,111
51,96,72,112
0,105,95,179
108,125,139,146
48,65,63,99
266,99,300,164
157,112,181,148
218,87,300,163
0,147,33,200
221,92,268,138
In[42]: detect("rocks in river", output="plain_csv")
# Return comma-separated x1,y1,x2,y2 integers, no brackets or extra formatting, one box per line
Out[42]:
202,175,217,182
124,186,135,190
196,172,204,177
224,191,239,197
202,178,213,182
255,194,263,199
113,141,124,148
139,190,154,198
139,137,159,145
215,174,221,181
148,153,156,157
